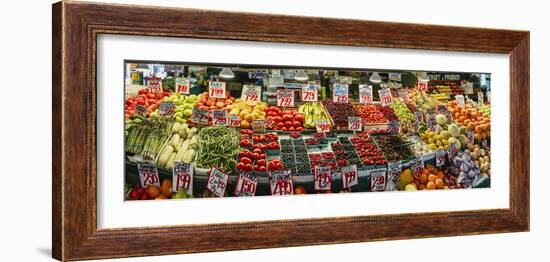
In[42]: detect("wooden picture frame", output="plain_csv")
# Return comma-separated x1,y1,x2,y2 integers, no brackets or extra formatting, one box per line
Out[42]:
52,1,529,261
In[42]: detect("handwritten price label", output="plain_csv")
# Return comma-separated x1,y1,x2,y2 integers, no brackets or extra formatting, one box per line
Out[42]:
241,84,261,102
314,119,330,133
467,129,475,145
211,110,228,126
389,72,402,81
207,167,229,197
370,170,386,192
455,95,465,107
427,112,437,131
208,81,226,98
414,111,423,131
147,77,163,94
190,107,209,125
435,150,446,167
418,81,428,92
486,91,491,103
359,85,373,104
134,105,147,117
348,117,363,131
332,84,349,103
301,83,319,102
137,163,160,188
387,161,402,183
269,170,294,196
341,164,358,189
277,89,295,107
378,88,393,106
234,172,258,197
314,166,332,191
411,157,425,178
386,120,400,135
446,143,459,160
159,101,175,117
229,115,241,127
398,89,410,103
175,77,190,95
478,91,484,104
172,162,193,195
252,120,265,133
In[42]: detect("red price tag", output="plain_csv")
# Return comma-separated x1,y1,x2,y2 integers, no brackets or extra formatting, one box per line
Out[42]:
241,84,261,102
277,89,295,107
207,167,229,197
212,110,228,126
370,170,386,192
315,120,330,133
314,166,332,191
359,85,373,104
301,87,318,102
234,172,258,197
341,165,358,189
435,150,446,167
175,77,190,95
378,88,393,106
208,81,226,98
191,108,209,125
411,157,425,177
229,115,241,127
172,162,193,195
418,81,428,92
147,77,163,94
427,112,437,131
332,84,349,103
137,163,160,188
398,89,410,103
348,117,363,131
269,170,293,196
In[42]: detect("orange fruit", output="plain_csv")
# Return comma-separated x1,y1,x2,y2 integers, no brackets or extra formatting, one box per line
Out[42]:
160,179,173,197
294,185,306,194
435,179,445,189
155,194,167,200
147,185,161,199
426,182,436,190
443,186,449,189
436,171,444,180
417,184,426,190
428,174,438,183
419,174,428,184
422,169,430,175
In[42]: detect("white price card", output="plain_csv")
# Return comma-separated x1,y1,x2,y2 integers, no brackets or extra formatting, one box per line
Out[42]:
314,119,330,133
478,91,484,104
314,166,332,191
241,84,261,101
276,89,295,107
190,107,209,125
251,119,266,133
234,172,258,197
147,77,163,93
427,111,437,131
301,83,318,102
413,111,423,131
435,150,446,167
332,83,349,103
206,167,229,197
158,101,175,117
228,114,241,128
389,72,402,81
398,89,410,103
411,157,425,178
269,170,294,196
134,105,147,117
175,77,190,95
486,91,491,103
341,164,358,189
455,95,465,107
137,163,160,188
386,120,400,135
359,84,373,104
370,170,387,192
208,81,226,98
467,129,475,145
378,88,393,106
348,117,363,131
387,161,402,183
446,143,459,160
212,109,228,126
172,162,193,195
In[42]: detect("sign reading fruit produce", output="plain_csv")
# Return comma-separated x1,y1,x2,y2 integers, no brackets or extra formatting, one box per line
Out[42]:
158,101,175,117
314,119,330,133
234,172,258,197
212,110,228,126
190,107,209,125
229,114,241,127
175,77,191,95
241,84,261,102
378,88,393,106
276,89,295,107
137,163,160,188
301,83,318,102
172,162,193,195
314,166,332,191
332,84,349,103
370,170,386,192
269,170,293,196
146,77,163,93
341,164,358,189
348,117,363,131
435,150,446,167
207,167,229,197
359,84,373,104
208,81,226,98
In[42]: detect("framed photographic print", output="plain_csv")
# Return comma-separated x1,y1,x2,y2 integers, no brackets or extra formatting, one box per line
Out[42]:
52,1,529,261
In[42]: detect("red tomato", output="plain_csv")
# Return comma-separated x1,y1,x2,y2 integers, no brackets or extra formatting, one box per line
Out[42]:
282,114,294,121
146,93,155,99
293,121,302,127
284,121,294,127
288,126,295,131
256,159,266,167
245,163,253,172
236,162,245,170
259,166,266,172
294,114,305,122
240,157,252,165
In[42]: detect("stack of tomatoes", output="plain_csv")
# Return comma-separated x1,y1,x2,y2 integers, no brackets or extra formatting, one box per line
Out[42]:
237,131,281,173
125,89,171,118
350,132,386,166
264,106,305,131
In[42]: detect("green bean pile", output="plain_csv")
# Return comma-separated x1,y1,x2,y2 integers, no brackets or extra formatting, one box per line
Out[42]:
194,126,240,174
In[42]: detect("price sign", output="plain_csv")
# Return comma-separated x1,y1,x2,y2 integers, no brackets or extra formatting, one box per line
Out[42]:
427,112,437,131
301,83,319,102
206,167,229,197
332,84,349,103
467,129,475,145
446,143,459,160
172,162,193,195
389,72,402,81
341,164,358,189
208,81,226,98
348,117,363,131
398,89,410,103
276,89,295,107
234,172,258,197
137,163,160,188
411,157,425,178
435,150,446,167
478,91,484,104
418,81,428,92
229,114,241,127
378,88,393,106
251,120,265,133
455,95,465,107
387,161,402,183
386,120,400,134
314,166,332,191
190,108,209,125
211,110,228,126
134,105,147,117
414,111,423,131
241,84,261,102
486,91,491,103
269,170,294,196
314,119,330,133
158,101,175,117
147,77,163,93
175,77,191,95
370,170,386,192
359,84,373,104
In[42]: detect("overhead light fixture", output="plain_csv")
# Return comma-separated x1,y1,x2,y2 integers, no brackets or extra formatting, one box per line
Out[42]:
219,67,235,79
369,72,382,83
295,70,309,81
135,64,150,72
418,72,430,82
